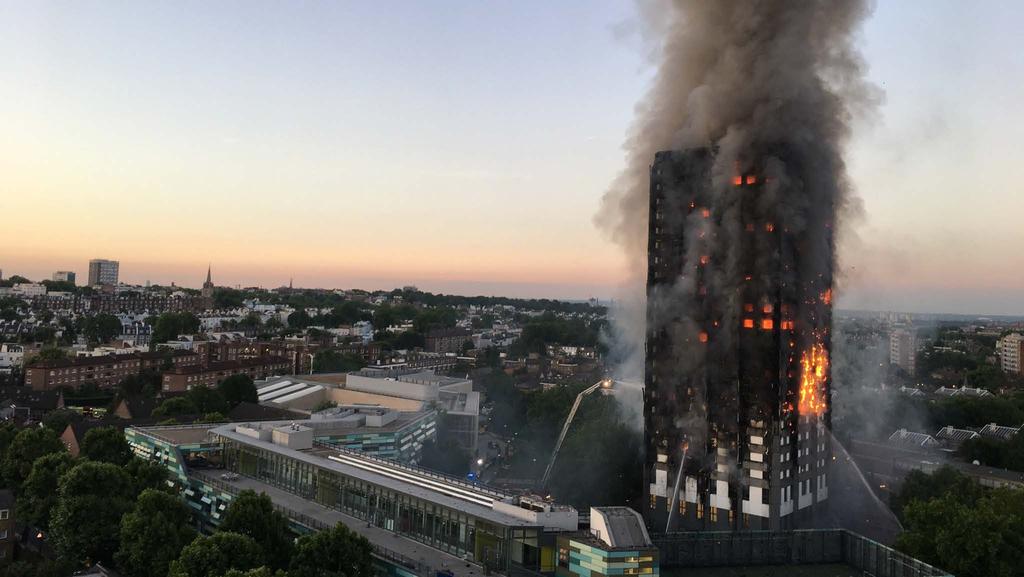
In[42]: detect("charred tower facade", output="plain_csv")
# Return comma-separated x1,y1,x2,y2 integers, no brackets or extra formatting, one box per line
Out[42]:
644,148,833,531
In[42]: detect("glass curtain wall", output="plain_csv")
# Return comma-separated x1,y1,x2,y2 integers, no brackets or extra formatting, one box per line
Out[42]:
221,438,516,569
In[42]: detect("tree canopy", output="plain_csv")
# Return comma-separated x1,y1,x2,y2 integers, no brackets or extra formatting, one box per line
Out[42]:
17,452,74,531
81,426,133,466
311,350,366,373
116,489,198,577
151,312,202,345
289,522,373,577
169,532,265,577
1,426,64,489
50,460,135,565
218,490,294,570
218,374,257,408
898,485,1024,577
81,313,123,344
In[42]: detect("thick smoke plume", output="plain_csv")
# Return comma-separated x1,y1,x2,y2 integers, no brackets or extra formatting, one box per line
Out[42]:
598,0,878,409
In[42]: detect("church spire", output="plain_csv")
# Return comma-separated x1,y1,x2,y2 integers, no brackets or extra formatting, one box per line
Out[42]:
205,264,212,285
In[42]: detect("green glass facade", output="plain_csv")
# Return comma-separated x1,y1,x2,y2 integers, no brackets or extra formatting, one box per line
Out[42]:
556,536,659,577
315,413,436,462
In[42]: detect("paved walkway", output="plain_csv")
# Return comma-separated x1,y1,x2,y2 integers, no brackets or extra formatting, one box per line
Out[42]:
194,470,486,577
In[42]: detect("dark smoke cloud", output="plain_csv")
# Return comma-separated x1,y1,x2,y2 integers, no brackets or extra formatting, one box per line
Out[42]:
598,0,881,404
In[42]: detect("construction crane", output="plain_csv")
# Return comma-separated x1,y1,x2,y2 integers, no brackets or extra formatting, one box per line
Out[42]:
540,378,614,487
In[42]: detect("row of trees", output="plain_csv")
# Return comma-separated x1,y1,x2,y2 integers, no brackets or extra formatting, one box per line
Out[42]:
894,466,1024,577
0,420,373,577
162,491,373,577
509,313,606,358
0,423,173,577
152,375,258,420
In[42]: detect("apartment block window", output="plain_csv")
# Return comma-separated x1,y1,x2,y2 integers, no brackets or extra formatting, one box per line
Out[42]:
0,509,8,520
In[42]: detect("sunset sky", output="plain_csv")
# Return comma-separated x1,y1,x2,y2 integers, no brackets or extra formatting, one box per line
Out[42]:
1,1,1022,314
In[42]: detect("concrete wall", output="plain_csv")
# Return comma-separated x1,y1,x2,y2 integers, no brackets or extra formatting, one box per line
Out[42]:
346,374,438,401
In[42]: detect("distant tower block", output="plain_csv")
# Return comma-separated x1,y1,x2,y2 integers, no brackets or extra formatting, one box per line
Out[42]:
644,149,833,532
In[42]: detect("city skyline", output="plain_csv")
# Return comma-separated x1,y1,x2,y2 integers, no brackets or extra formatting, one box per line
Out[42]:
2,2,1023,313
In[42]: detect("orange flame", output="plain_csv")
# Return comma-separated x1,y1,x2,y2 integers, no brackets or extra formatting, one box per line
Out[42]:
821,288,833,305
798,342,828,416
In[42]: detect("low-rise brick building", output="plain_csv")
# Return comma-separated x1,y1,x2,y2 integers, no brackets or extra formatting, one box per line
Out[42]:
25,350,200,391
161,356,289,392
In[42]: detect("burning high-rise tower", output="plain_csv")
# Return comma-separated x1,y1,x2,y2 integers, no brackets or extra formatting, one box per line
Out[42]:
592,0,873,533
644,147,834,531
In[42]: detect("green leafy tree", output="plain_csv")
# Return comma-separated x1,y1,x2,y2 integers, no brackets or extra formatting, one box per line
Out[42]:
50,461,134,565
312,400,338,413
1,426,64,489
152,312,202,345
41,279,76,293
81,426,132,466
289,522,373,577
891,466,986,520
218,374,257,408
372,305,398,331
124,457,172,497
35,346,68,362
413,307,458,334
213,288,246,309
219,490,294,570
118,369,162,397
188,385,229,415
897,487,1024,577
324,302,364,327
82,313,123,344
41,408,82,434
169,532,265,577
199,412,228,423
17,452,74,530
312,350,366,373
0,422,18,462
116,489,198,577
153,396,200,417
287,309,312,329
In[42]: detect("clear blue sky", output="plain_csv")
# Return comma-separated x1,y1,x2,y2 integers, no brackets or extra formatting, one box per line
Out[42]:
0,1,1021,314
